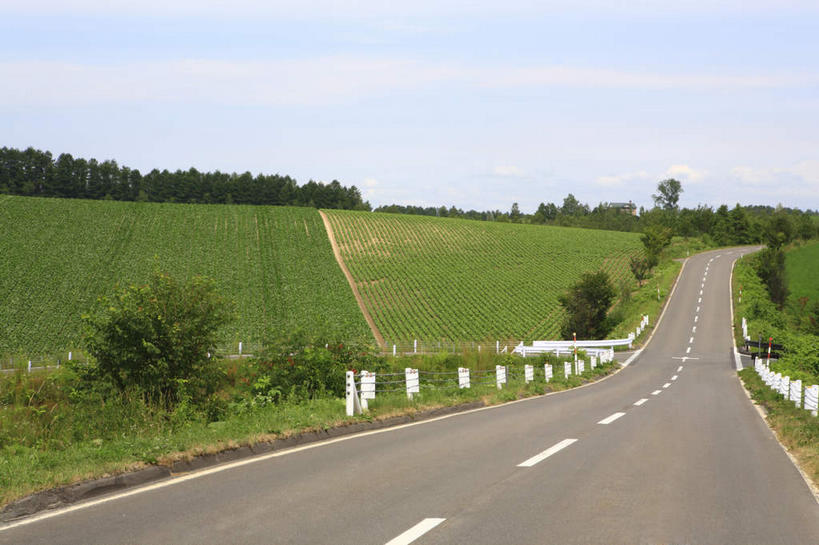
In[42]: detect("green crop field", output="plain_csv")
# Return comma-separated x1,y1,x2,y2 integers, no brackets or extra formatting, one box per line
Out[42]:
786,241,819,305
0,195,372,356
324,210,643,344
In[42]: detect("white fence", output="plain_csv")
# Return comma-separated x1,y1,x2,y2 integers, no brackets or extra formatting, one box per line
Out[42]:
754,359,818,417
345,358,610,416
512,315,649,358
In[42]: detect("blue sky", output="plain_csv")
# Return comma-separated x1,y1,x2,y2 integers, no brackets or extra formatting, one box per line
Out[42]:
2,1,818,212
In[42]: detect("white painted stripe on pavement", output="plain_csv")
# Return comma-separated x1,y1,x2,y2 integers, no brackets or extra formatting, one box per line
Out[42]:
385,519,446,545
694,315,698,323
518,438,578,467
692,326,697,333
686,347,691,354
698,297,702,303
700,289,703,295
672,375,678,380
663,383,671,388
634,398,648,406
677,365,683,372
689,337,694,344
651,390,662,395
696,306,700,312
598,412,626,425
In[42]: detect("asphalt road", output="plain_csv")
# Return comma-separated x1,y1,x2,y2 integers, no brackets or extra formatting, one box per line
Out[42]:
3,247,818,544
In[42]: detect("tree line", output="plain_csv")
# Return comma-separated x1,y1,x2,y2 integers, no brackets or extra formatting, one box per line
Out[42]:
0,147,370,210
376,182,817,245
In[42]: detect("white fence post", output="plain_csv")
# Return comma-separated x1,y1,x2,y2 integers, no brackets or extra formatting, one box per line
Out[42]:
564,362,571,379
780,376,790,398
578,359,585,374
590,355,597,369
495,365,507,389
405,368,419,399
458,367,470,389
805,385,818,417
360,371,376,410
238,342,242,355
524,364,534,383
790,379,802,408
393,344,397,356
28,360,31,373
346,371,363,416
496,340,500,354
414,339,417,354
544,364,553,382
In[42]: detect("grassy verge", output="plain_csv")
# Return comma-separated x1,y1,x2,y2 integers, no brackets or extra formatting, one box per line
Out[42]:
609,256,682,345
0,359,617,510
738,368,819,486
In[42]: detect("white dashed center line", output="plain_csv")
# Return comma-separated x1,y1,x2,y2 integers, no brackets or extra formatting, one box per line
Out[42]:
689,336,694,344
699,289,703,295
698,297,702,303
686,347,691,354
663,382,671,388
386,519,446,545
692,326,697,333
598,412,626,425
672,375,678,380
634,398,648,406
696,306,700,312
694,315,698,323
518,438,578,467
677,365,683,372
651,390,662,395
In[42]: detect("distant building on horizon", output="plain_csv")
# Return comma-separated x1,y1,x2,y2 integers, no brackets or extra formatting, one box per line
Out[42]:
608,201,638,216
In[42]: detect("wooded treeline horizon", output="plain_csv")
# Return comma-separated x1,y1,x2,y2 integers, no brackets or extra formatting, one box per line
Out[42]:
1,146,816,246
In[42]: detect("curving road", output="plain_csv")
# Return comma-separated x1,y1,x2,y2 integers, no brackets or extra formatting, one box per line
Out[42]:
2,247,818,544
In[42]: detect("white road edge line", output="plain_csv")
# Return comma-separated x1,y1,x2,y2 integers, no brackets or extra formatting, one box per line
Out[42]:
634,398,648,406
598,412,626,425
385,518,446,545
518,438,578,467
663,383,671,388
651,390,662,395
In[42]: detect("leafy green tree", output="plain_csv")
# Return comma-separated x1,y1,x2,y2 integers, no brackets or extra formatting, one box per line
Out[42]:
83,271,234,405
755,248,787,308
640,225,672,268
510,202,521,223
652,179,683,210
558,271,617,339
629,255,651,286
764,213,794,250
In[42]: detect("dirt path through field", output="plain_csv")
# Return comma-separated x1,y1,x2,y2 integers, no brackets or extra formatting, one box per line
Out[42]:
318,210,385,347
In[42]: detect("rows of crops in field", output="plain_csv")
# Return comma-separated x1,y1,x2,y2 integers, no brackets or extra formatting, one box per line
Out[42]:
0,196,373,355
324,210,643,343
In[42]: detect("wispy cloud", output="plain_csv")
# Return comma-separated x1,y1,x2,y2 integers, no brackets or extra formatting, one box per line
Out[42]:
595,170,650,187
3,58,816,108
730,161,819,197
492,165,526,178
664,164,708,184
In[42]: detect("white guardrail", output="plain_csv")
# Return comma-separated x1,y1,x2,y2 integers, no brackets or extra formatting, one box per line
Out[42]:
345,350,616,416
755,359,818,417
512,315,649,357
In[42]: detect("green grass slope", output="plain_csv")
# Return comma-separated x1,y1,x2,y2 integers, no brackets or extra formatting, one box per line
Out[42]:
324,210,643,343
786,241,819,305
0,195,372,355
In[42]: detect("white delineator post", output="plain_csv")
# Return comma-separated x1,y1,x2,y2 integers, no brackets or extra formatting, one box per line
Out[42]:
414,339,417,354
393,344,397,356
590,355,597,369
524,364,534,383
544,364,553,382
496,340,500,354
564,362,571,379
238,342,242,356
458,367,470,389
345,371,363,416
405,368,419,399
495,365,507,389
780,376,790,398
577,360,585,374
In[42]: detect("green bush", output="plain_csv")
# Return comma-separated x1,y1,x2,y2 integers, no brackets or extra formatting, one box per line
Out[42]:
82,270,233,406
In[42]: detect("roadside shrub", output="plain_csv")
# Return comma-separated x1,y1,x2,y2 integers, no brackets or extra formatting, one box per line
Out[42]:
559,271,617,339
82,270,233,406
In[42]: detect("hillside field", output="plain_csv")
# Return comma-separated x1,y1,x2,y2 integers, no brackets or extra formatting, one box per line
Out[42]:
0,195,372,356
324,210,643,344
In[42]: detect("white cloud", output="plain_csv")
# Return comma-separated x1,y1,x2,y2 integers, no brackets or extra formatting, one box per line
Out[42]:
730,161,819,197
664,164,708,184
2,58,816,108
492,165,526,178
362,177,379,188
